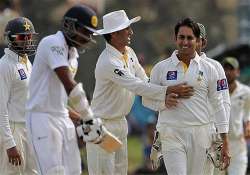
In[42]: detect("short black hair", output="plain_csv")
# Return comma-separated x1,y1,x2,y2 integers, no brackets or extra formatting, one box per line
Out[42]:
174,17,200,39
103,34,111,43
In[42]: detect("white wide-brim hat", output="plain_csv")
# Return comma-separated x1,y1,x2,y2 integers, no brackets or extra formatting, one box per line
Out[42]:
94,10,141,35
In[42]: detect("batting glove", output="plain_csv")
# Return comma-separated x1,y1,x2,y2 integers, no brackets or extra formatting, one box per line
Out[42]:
76,118,104,144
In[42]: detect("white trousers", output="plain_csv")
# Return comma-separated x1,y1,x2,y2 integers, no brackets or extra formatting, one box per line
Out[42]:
213,137,248,175
0,121,38,175
86,117,128,175
227,137,247,175
26,112,81,175
158,124,213,175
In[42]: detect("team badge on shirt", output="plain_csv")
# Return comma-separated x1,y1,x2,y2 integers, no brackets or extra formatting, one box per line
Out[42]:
197,71,203,81
166,71,177,80
18,69,27,80
217,78,228,91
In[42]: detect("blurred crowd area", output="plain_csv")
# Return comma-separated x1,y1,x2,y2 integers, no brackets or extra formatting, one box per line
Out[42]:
1,0,250,93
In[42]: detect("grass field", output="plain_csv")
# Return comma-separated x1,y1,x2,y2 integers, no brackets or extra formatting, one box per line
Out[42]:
81,135,143,175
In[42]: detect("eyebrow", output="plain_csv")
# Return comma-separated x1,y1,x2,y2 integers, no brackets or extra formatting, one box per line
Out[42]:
177,35,195,39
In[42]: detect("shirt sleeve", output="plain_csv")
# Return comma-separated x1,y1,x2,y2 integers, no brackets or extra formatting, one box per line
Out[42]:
216,62,231,120
98,59,167,101
142,63,166,111
0,63,16,149
208,66,229,133
46,42,69,70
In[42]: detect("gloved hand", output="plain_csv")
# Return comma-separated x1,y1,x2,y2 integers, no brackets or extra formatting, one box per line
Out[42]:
150,130,163,170
206,134,224,170
76,118,122,153
76,118,104,144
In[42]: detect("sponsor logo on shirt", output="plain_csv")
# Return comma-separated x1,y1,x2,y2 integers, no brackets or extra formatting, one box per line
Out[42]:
166,71,177,80
18,69,27,80
114,69,124,76
217,78,228,91
51,46,65,56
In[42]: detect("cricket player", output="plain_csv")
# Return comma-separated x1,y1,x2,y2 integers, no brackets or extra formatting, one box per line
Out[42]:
143,18,230,175
0,17,38,175
149,23,232,173
196,23,232,174
222,57,250,175
87,10,195,175
196,23,231,125
25,5,107,175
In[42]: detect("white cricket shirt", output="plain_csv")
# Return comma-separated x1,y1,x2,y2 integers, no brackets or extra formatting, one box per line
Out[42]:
0,48,32,148
229,81,250,139
91,43,167,119
26,31,78,117
143,51,228,133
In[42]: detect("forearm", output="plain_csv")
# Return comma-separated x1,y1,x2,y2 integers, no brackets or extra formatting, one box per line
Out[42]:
220,133,229,154
68,83,93,121
142,97,165,111
220,133,229,142
124,80,167,101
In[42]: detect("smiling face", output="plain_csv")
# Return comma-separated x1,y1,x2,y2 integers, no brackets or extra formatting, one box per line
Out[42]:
111,26,133,52
175,26,198,58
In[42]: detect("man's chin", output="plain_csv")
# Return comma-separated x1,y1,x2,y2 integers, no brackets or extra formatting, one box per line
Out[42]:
179,50,194,55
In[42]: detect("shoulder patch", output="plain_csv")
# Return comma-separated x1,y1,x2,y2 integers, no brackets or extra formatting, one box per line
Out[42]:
18,69,27,80
166,71,177,80
217,78,228,91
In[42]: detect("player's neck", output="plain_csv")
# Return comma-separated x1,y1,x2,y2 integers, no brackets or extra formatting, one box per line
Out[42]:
112,43,126,54
110,38,127,54
177,54,193,66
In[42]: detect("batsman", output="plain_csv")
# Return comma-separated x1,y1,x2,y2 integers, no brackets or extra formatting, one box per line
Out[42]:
25,5,121,175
